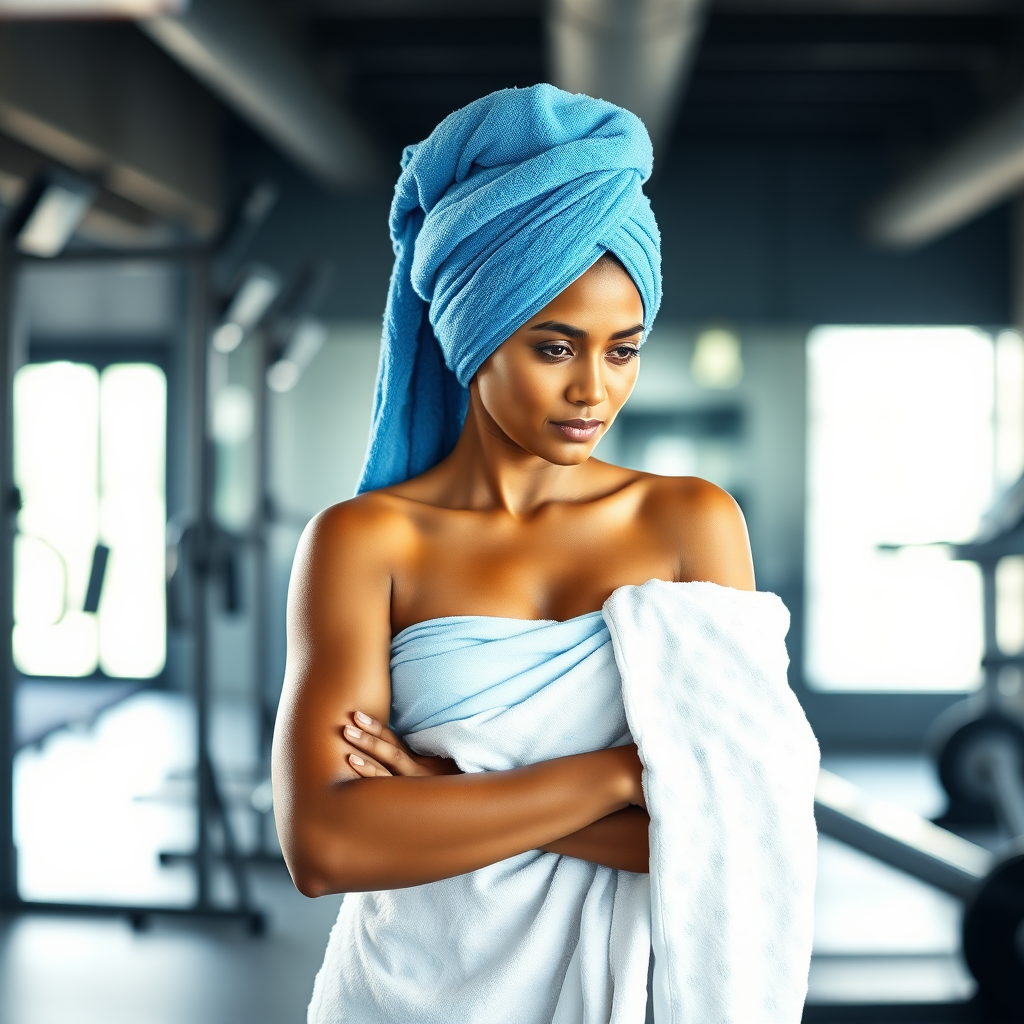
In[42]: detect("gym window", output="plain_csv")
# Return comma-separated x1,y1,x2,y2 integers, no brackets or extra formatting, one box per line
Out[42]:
805,326,1024,692
13,359,168,680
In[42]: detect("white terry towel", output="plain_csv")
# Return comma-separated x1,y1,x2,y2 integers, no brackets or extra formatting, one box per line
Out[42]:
308,580,820,1024
606,581,820,1023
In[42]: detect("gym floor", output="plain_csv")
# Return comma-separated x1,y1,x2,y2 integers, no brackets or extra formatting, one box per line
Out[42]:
0,692,981,1023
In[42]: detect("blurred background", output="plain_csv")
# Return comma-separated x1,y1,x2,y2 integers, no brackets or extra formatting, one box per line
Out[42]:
0,0,1023,1021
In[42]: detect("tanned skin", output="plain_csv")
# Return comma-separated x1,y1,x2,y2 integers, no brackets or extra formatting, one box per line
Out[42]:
272,257,755,897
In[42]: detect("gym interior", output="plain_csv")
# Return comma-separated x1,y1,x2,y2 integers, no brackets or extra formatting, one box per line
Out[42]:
0,0,1022,1021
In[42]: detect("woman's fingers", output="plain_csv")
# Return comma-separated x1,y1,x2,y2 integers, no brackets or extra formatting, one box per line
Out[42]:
344,712,460,778
353,711,408,752
347,752,392,778
343,721,418,776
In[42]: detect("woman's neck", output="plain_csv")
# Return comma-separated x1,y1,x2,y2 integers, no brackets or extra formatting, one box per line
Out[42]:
416,403,597,518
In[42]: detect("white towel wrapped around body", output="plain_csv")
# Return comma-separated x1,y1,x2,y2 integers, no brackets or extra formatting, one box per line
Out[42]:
308,580,820,1024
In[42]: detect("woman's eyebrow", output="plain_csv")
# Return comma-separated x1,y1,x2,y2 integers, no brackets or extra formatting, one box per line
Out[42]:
609,324,644,341
528,320,587,340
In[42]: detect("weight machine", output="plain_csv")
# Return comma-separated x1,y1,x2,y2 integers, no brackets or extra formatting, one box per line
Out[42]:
0,183,281,933
814,479,1024,1018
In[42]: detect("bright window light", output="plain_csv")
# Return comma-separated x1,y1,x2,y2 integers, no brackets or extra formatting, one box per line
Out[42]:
997,555,1024,656
995,329,1024,489
14,363,99,676
98,364,166,678
806,326,994,691
13,361,166,679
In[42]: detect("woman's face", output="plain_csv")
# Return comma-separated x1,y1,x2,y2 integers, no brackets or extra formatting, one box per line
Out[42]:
472,258,644,466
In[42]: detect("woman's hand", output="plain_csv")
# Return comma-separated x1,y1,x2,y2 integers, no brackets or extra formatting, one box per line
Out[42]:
344,711,462,779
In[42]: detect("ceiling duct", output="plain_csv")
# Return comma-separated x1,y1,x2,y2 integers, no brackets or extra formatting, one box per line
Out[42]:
866,90,1024,249
548,0,709,153
141,0,383,190
0,21,220,236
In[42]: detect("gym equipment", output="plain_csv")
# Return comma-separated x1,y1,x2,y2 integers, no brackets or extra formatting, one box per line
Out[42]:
933,703,1024,835
818,479,1024,1017
928,474,1024,828
815,768,1023,1016
162,257,334,870
0,186,275,933
922,712,1024,1013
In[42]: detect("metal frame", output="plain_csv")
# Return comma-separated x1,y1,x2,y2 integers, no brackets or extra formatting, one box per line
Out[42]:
0,240,264,932
158,323,284,868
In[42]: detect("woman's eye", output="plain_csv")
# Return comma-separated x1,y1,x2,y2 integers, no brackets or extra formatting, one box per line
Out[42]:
609,346,639,362
538,343,573,359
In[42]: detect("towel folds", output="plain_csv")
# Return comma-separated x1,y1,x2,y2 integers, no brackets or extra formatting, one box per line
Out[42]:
308,580,819,1024
356,84,662,494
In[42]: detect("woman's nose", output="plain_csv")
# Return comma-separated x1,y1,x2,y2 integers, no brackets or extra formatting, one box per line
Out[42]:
566,359,607,407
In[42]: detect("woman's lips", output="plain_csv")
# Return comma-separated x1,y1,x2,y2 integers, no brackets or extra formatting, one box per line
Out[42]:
551,418,604,442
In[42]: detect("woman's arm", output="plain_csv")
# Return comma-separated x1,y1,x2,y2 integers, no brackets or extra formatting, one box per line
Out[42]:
539,808,649,872
272,500,645,897
344,711,650,874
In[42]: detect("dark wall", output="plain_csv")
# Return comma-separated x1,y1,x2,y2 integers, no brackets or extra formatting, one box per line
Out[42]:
651,138,1011,326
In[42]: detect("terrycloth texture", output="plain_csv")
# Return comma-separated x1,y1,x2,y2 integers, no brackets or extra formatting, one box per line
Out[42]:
356,84,662,494
605,582,820,1022
308,581,819,1024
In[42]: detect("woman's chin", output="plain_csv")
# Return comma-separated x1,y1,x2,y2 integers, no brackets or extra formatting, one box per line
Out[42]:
535,443,599,467
500,425,603,466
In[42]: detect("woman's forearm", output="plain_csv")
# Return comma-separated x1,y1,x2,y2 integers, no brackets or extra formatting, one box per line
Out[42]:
279,746,642,895
540,806,650,872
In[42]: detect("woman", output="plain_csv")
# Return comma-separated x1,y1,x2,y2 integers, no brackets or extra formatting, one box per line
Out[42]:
273,85,818,1024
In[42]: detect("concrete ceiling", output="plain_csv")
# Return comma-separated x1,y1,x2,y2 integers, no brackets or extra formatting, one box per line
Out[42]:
1,0,1022,248
0,19,222,241
290,3,1023,154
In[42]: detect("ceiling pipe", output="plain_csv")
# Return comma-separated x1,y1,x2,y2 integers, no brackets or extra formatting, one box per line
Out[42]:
140,0,383,190
866,90,1024,248
548,0,709,154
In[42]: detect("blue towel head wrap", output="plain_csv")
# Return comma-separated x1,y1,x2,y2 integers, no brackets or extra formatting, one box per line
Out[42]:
356,83,662,494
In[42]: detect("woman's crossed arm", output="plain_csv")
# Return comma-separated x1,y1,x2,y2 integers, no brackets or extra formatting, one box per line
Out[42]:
272,501,646,898
341,710,651,877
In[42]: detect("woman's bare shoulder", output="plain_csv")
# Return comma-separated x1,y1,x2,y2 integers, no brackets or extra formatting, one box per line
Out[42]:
294,491,420,582
640,471,742,514
632,472,755,591
589,460,742,519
